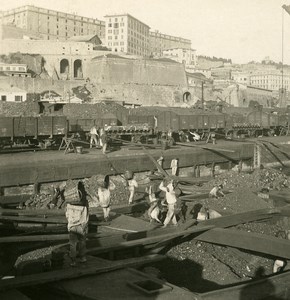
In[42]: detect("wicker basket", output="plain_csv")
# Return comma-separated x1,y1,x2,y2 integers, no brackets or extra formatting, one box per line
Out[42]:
64,180,82,204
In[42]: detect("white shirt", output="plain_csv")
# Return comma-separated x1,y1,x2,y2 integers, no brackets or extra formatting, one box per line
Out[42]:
90,127,98,135
159,181,177,205
128,179,138,191
65,204,89,232
170,159,178,168
97,182,116,208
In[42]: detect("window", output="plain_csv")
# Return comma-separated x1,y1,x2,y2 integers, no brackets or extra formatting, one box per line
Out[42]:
114,23,119,28
108,23,112,27
1,95,7,101
15,95,23,102
108,36,112,40
115,18,118,22
108,30,112,33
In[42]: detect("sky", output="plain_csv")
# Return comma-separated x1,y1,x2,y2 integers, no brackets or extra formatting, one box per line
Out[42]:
1,0,290,64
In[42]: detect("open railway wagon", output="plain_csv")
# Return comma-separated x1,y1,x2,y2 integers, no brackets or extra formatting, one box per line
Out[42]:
224,106,290,137
0,116,67,149
127,107,226,142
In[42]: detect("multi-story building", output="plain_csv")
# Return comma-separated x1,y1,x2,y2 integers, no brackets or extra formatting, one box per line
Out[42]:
249,71,290,91
0,63,31,77
231,71,250,85
149,31,191,58
162,48,197,67
104,14,150,56
0,5,105,41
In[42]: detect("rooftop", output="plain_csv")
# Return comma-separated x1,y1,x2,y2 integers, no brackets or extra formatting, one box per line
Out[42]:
104,13,150,29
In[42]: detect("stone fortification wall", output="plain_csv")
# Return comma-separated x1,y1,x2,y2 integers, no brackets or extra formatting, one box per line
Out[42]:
0,77,188,106
87,57,188,86
90,83,185,106
0,77,85,95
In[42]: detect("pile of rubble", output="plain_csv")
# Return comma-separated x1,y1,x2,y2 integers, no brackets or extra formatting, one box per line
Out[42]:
0,101,40,117
22,175,130,210
63,102,128,119
206,168,290,191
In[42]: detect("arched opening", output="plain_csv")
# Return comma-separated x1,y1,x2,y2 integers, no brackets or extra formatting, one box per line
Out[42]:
74,59,83,78
60,59,69,78
183,92,191,102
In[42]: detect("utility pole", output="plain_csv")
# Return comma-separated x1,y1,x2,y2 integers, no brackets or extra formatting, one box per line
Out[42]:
281,6,285,107
201,81,204,110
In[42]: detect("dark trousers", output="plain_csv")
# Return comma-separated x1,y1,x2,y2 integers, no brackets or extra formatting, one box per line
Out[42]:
69,231,86,261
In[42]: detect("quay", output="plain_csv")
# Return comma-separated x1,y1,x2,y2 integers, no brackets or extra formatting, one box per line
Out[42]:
1,136,290,190
0,139,256,189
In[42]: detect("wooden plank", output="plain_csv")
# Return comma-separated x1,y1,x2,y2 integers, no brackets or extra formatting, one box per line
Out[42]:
0,201,145,217
0,254,164,292
0,195,32,205
0,215,67,224
195,227,290,259
87,225,214,255
0,234,69,243
197,208,280,228
179,190,233,201
0,232,105,244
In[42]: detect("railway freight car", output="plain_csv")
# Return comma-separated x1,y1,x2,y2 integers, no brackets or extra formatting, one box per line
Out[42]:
0,116,67,148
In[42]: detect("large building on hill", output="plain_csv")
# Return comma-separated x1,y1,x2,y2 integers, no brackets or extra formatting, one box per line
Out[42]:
104,14,150,56
0,5,192,58
0,5,105,41
149,31,191,57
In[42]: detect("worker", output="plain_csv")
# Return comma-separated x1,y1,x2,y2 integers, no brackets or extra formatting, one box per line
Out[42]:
159,179,178,228
170,158,179,176
128,174,138,205
189,131,201,142
273,259,286,273
211,132,217,144
97,177,116,222
197,205,222,221
157,156,164,168
146,184,161,223
89,125,99,148
65,196,89,267
209,184,225,199
100,129,109,154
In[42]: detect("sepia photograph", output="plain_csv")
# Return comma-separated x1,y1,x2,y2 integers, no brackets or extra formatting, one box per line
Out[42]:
1,0,290,299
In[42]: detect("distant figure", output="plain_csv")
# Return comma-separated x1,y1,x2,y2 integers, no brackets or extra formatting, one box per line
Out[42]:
128,175,138,205
189,131,201,142
153,116,158,130
209,184,225,199
157,156,164,168
273,259,286,273
89,125,99,148
97,178,116,222
159,179,178,228
197,206,222,221
100,130,109,154
99,127,105,147
170,158,179,176
65,202,89,266
146,184,161,223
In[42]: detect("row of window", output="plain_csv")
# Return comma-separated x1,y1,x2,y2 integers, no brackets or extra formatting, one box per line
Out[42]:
107,42,125,46
1,95,23,102
0,66,26,72
108,29,124,34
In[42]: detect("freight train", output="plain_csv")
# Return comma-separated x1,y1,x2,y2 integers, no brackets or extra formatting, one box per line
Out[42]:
0,106,289,149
